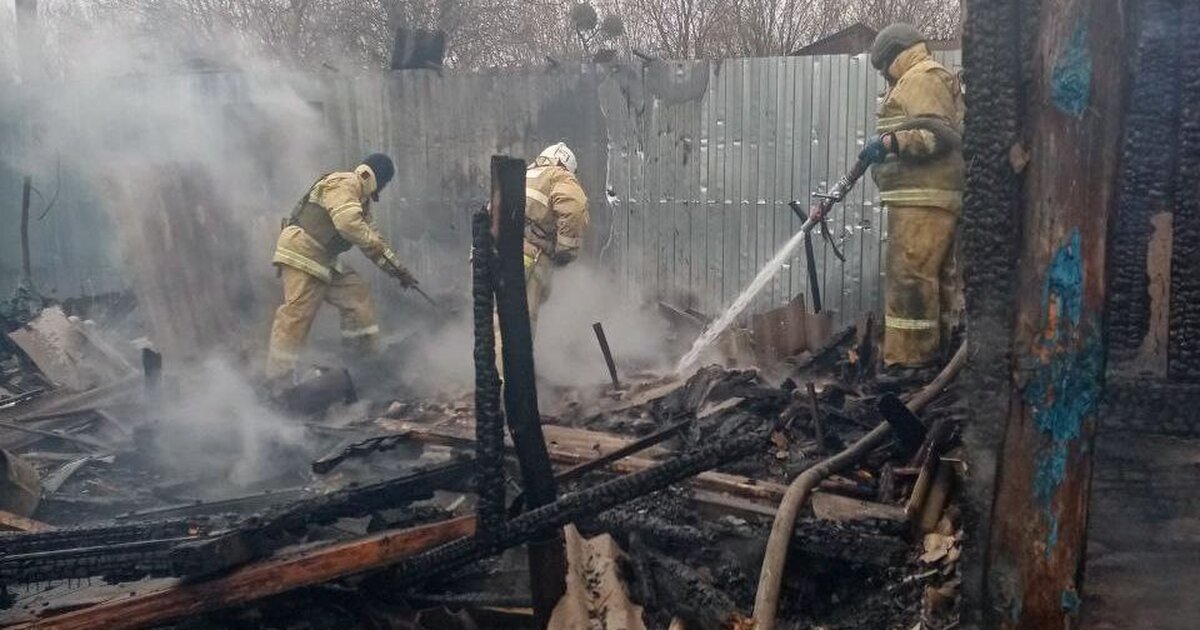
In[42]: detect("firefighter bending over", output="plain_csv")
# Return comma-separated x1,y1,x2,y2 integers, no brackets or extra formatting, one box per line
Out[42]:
859,24,965,369
493,142,590,372
521,142,590,329
266,153,418,385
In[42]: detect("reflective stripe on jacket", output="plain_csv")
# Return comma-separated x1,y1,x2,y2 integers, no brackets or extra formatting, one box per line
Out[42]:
871,44,966,212
273,170,400,281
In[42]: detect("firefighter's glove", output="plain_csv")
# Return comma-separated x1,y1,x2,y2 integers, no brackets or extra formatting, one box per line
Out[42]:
858,133,898,164
390,264,419,289
549,250,574,267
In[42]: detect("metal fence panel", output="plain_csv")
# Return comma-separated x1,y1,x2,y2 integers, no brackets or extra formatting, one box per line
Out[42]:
0,52,961,331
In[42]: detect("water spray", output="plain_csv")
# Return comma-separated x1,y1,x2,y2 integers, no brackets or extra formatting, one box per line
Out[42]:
674,158,871,374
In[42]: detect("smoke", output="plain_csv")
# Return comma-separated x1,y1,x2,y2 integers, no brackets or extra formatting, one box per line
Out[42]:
2,11,340,359
397,310,477,396
397,263,672,396
0,12,349,487
149,356,310,489
533,263,672,388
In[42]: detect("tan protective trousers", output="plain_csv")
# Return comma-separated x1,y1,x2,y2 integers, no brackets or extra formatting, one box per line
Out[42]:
884,206,962,367
494,252,553,372
266,264,379,379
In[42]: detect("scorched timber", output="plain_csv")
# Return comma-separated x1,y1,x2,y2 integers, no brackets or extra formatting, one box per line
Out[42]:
16,516,477,630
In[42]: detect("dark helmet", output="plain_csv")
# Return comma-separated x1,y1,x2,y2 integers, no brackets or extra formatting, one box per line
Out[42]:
362,153,395,201
870,23,926,72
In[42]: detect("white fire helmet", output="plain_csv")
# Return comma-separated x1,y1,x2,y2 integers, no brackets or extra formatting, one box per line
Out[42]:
538,142,578,174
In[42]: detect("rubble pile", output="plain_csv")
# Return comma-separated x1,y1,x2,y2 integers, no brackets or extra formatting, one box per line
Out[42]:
0,299,965,630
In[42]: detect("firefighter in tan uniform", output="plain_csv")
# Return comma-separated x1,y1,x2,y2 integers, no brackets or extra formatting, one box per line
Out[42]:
493,143,590,370
860,24,965,368
522,142,589,327
267,153,418,383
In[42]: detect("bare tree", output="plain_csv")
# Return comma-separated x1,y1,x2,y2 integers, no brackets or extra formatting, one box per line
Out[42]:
35,0,961,72
851,0,962,40
608,0,739,59
727,0,843,56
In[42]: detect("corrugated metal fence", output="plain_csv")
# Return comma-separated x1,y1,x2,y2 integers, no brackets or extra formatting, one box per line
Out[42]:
0,51,960,329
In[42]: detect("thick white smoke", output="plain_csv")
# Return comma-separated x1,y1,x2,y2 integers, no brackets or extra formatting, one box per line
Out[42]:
150,356,310,489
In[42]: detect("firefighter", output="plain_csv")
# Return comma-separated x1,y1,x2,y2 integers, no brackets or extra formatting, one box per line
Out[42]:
859,24,965,368
266,153,418,384
522,142,590,328
493,143,589,371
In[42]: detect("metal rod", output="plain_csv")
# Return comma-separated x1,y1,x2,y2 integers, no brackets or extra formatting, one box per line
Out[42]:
591,322,621,388
20,175,32,285
803,232,822,314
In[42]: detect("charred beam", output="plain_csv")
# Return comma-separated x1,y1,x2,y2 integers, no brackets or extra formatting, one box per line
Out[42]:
491,154,565,625
21,517,477,630
390,428,769,590
472,209,507,537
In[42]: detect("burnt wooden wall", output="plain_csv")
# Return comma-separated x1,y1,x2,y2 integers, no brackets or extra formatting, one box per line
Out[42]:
962,0,1200,627
1084,1,1200,628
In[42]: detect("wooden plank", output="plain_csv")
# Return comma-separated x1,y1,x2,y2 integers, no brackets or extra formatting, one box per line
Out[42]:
381,417,874,506
20,516,477,630
690,489,778,519
384,417,778,497
0,509,54,532
380,419,671,461
983,1,1131,626
549,525,646,630
810,491,907,523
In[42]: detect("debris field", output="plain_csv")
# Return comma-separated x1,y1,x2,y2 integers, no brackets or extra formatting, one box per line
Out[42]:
0,283,967,630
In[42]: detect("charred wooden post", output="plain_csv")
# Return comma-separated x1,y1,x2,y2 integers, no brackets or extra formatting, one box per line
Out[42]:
958,0,1025,620
965,0,1132,625
1106,0,1182,371
490,155,566,625
472,209,507,537
592,322,621,388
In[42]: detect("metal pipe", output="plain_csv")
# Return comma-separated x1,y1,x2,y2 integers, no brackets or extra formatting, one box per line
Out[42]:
752,340,969,629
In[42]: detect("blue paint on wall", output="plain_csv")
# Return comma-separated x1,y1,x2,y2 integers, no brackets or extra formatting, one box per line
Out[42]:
1045,514,1060,553
1043,230,1084,326
1024,228,1104,551
1061,588,1081,614
1052,19,1093,117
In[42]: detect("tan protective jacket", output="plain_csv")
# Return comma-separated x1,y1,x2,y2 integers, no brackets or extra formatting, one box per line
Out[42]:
872,44,966,212
273,168,403,282
524,161,590,264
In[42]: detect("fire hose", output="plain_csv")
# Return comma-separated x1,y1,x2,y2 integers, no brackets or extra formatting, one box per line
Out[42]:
752,340,969,630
